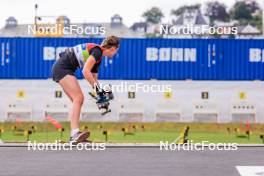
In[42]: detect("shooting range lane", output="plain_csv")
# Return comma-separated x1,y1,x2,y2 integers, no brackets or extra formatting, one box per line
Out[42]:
0,147,263,176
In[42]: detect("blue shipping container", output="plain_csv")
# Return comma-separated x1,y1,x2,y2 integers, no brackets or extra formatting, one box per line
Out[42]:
0,37,264,80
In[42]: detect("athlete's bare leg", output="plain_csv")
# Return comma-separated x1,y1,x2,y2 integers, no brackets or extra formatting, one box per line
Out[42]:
58,75,84,131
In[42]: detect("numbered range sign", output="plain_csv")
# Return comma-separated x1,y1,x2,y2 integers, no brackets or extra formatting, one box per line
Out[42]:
239,92,247,100
128,92,135,99
163,91,172,99
16,90,26,99
55,90,62,98
201,91,209,99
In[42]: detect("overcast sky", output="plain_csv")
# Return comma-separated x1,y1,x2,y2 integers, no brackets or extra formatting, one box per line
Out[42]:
0,0,263,28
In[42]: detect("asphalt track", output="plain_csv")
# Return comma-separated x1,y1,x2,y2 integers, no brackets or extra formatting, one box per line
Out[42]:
0,144,263,176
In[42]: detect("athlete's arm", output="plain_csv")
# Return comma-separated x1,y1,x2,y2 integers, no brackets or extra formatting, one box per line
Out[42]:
82,46,102,88
92,73,99,84
82,56,97,87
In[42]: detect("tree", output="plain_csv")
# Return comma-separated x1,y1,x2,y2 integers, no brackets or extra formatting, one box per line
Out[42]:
205,1,229,24
171,4,201,17
230,1,253,21
245,0,260,13
229,0,262,29
142,7,164,24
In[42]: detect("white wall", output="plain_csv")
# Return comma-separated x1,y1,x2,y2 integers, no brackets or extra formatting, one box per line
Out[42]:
0,79,263,123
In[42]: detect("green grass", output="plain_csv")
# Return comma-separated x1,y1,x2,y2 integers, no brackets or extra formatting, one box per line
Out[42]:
0,131,181,143
0,122,263,144
189,131,262,144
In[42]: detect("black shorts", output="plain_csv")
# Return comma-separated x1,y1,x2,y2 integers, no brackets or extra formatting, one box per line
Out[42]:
51,49,80,83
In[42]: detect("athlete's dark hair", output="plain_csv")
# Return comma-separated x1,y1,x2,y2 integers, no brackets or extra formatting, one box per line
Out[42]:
101,35,120,49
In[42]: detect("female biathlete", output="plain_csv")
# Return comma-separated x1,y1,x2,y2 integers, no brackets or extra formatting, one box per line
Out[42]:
52,36,120,143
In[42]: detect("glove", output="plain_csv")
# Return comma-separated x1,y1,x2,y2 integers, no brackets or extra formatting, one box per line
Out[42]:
93,84,113,102
92,84,106,102
94,84,104,96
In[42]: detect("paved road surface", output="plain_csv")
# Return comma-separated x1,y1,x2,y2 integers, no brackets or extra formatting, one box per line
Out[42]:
0,146,263,176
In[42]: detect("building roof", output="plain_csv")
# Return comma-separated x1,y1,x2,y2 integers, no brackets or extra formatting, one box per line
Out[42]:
6,16,17,22
214,20,238,27
237,24,261,35
0,24,30,36
0,15,144,38
0,23,143,38
111,14,122,20
130,22,148,30
173,9,208,26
